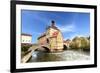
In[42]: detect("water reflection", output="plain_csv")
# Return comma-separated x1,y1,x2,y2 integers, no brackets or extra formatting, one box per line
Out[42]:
28,50,90,62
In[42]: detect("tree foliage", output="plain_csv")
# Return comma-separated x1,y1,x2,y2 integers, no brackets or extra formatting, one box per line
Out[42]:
21,45,31,52
70,36,90,50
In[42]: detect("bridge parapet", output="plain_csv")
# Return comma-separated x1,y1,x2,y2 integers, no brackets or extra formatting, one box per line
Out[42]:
28,44,50,51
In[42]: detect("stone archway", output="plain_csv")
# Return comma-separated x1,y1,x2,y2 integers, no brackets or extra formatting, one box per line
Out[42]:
42,46,50,52
63,45,67,50
34,48,39,51
34,46,50,52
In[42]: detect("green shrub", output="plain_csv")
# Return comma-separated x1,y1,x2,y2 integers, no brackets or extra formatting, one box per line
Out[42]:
21,45,31,52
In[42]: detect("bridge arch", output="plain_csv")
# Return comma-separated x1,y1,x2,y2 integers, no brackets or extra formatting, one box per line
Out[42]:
34,48,39,51
42,46,50,52
63,45,67,50
34,46,50,52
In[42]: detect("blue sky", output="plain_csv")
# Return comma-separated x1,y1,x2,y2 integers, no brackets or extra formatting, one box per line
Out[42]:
21,10,90,43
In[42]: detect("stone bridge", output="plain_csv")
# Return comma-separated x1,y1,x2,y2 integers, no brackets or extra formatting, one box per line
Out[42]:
28,44,50,52
21,44,50,63
21,44,69,63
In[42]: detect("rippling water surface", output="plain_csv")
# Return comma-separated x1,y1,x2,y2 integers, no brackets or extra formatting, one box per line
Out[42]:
28,50,90,62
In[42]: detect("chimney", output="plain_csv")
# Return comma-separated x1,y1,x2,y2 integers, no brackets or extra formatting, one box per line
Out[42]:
51,20,55,27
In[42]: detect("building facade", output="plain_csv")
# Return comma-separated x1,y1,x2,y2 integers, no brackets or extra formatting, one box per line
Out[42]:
21,33,32,44
37,21,64,52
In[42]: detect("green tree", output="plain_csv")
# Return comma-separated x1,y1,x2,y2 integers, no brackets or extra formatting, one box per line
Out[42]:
21,45,32,52
70,36,90,51
70,37,81,50
81,37,90,50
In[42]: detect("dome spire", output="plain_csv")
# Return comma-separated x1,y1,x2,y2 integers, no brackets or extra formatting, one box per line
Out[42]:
51,20,55,27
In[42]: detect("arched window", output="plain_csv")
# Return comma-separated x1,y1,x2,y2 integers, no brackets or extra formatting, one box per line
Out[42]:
47,39,49,43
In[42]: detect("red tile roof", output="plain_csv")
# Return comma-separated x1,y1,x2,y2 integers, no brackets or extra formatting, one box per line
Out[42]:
21,33,32,36
37,33,46,40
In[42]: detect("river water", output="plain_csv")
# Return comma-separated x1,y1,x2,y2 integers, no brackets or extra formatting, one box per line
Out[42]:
28,50,90,62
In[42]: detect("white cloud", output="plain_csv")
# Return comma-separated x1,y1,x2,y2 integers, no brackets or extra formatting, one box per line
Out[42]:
57,24,76,33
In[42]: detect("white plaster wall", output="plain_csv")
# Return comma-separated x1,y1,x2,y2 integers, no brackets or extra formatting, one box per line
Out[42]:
21,35,32,43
